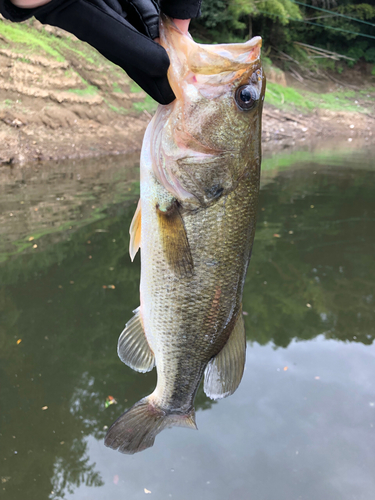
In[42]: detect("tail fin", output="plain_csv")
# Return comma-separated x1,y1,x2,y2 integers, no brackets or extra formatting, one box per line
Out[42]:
104,397,197,454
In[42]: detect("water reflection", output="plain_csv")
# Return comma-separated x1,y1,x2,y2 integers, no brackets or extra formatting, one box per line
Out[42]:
0,151,374,499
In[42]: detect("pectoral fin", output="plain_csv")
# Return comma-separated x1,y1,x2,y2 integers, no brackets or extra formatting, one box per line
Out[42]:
129,200,141,261
117,307,155,373
157,201,194,278
204,307,246,400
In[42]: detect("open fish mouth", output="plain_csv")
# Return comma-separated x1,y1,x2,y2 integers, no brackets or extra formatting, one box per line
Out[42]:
160,15,262,100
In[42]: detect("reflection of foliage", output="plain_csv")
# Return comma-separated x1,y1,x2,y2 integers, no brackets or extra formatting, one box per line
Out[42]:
0,162,374,498
243,167,375,348
51,440,104,499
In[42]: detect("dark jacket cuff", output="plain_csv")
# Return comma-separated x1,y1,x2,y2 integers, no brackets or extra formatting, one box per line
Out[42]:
160,0,201,19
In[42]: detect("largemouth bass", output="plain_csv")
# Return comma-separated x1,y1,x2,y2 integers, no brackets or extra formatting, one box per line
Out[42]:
105,16,265,454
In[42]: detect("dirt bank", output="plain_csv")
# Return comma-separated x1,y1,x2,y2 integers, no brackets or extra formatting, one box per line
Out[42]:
0,17,374,166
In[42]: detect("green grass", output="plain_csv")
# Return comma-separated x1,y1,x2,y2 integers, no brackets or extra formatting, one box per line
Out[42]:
0,18,110,67
54,37,96,65
265,82,369,114
132,95,158,113
130,82,143,93
0,21,64,61
68,85,98,96
130,82,158,113
266,83,315,111
112,82,123,93
105,100,131,114
17,56,32,64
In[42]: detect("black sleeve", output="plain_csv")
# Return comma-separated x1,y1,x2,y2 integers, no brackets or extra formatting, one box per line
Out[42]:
0,0,175,104
159,0,202,19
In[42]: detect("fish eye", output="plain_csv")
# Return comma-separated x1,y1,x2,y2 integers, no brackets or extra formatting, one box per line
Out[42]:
235,85,258,111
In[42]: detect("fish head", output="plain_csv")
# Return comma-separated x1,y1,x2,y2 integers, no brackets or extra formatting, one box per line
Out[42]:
152,16,266,207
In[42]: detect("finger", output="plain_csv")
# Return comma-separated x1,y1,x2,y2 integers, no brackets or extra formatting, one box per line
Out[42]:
171,18,190,34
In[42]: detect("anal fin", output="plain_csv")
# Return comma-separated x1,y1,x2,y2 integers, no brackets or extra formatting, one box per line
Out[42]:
118,307,155,373
204,307,246,400
129,199,141,261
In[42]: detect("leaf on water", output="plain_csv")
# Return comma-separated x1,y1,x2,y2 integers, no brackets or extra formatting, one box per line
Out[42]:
144,489,151,494
41,406,48,410
283,366,288,371
102,285,107,289
105,396,117,408
16,339,22,345
273,234,281,238
108,285,115,289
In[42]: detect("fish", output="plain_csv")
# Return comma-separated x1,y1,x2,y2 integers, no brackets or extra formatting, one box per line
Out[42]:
104,15,265,454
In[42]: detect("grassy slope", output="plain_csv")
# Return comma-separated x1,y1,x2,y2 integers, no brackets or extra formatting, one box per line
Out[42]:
0,18,151,113
1,18,374,116
266,81,375,114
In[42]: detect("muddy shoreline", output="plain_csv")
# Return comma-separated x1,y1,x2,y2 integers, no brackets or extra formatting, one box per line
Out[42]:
1,101,374,168
0,18,374,166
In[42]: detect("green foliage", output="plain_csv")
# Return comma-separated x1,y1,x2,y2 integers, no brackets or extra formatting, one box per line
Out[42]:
255,0,301,24
192,0,375,72
364,47,375,63
194,0,301,41
337,2,375,22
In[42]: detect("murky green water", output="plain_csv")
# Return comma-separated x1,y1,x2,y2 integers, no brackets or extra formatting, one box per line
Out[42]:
1,147,375,500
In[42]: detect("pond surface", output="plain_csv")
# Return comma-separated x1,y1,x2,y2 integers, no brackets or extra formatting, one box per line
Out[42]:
1,146,375,500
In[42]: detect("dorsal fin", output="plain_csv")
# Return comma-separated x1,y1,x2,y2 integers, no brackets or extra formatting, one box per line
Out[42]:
117,307,155,373
204,307,246,400
129,199,141,261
